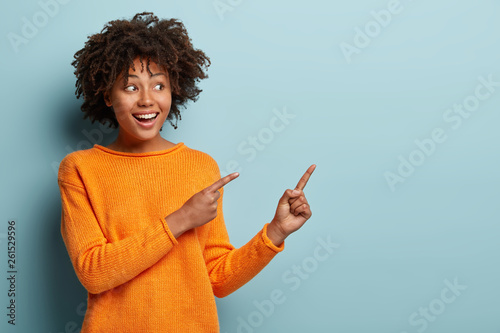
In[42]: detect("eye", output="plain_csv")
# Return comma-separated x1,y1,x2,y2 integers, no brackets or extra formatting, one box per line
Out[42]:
154,83,164,91
124,85,137,92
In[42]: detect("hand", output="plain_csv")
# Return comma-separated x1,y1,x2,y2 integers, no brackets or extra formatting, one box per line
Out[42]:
165,172,239,238
267,165,316,246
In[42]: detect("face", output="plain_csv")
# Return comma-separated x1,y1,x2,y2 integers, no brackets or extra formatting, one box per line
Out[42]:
104,57,172,148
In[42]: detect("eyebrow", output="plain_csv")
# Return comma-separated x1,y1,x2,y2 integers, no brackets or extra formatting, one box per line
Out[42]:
128,73,167,79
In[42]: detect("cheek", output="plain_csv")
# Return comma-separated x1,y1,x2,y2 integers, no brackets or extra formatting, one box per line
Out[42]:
111,95,133,111
110,99,134,123
159,94,172,110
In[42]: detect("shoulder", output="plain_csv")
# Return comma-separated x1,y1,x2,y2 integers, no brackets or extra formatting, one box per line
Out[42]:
182,146,219,167
181,145,221,180
57,147,99,185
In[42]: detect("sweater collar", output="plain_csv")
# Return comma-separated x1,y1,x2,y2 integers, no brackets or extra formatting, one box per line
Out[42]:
93,142,185,157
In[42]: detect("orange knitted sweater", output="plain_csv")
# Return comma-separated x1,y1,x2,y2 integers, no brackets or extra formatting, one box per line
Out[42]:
57,142,284,333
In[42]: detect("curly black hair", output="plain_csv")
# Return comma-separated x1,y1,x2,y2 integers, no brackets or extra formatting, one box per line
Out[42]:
72,12,210,129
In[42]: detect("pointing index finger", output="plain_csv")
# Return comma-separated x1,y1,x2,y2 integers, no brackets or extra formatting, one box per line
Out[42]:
295,164,316,191
206,172,239,193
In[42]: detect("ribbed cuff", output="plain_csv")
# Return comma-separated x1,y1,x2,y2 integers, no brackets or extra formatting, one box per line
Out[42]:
261,223,285,252
160,217,179,246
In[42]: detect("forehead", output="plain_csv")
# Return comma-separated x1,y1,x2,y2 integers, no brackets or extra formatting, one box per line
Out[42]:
127,57,166,75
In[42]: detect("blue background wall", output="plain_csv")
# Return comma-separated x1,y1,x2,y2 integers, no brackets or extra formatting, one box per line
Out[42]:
1,0,499,332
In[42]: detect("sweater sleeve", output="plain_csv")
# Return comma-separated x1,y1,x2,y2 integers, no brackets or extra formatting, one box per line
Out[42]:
203,187,284,298
58,156,178,294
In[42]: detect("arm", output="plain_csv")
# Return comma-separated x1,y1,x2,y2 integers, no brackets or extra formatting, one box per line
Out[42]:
58,160,178,294
160,166,285,297
158,161,315,297
203,164,316,297
203,187,284,298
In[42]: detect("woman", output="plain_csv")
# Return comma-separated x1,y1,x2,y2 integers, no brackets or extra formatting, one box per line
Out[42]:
58,12,315,332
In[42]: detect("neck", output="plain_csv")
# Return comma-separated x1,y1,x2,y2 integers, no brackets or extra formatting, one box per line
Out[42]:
108,133,174,153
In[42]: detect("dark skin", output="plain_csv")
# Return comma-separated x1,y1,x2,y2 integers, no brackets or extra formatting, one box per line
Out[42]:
165,164,316,246
103,58,316,245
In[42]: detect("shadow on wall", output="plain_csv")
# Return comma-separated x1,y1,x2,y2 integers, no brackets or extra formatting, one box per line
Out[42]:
45,203,87,332
51,96,117,177
44,97,117,332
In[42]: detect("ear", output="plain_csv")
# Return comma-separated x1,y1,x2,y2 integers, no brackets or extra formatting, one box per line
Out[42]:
104,91,112,107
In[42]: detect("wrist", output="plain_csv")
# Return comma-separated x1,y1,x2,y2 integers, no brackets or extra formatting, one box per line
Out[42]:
266,220,287,247
165,208,189,238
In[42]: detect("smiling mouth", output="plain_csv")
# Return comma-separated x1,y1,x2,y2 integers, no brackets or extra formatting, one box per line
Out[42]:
133,113,159,123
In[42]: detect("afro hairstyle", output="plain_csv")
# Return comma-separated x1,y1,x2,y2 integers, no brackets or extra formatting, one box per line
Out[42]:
72,12,210,129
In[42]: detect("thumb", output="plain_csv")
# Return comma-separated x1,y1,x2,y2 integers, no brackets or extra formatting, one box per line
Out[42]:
278,189,300,205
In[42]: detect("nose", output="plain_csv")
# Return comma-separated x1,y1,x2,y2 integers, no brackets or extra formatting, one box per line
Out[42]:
138,89,154,107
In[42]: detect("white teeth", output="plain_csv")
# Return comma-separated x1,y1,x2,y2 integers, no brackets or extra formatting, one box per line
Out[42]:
134,113,157,119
